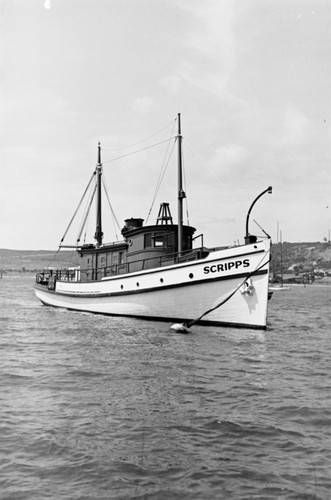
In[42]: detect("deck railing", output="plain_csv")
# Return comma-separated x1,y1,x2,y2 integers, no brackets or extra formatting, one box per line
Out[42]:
36,247,210,285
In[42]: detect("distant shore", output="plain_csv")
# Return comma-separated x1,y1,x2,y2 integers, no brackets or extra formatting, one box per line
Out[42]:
276,277,331,287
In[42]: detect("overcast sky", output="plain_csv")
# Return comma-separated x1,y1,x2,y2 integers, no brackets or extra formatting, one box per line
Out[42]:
1,0,330,250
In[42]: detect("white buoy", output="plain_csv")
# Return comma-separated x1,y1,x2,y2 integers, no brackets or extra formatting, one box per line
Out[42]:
170,323,190,334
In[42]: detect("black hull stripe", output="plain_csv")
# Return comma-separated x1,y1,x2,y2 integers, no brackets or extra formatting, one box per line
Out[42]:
35,268,268,299
98,247,266,283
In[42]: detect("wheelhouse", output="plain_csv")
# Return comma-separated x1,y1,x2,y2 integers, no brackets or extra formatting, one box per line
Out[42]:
78,210,197,281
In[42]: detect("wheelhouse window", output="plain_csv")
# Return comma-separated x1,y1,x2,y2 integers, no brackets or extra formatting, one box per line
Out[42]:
144,232,172,249
144,233,153,248
154,236,164,247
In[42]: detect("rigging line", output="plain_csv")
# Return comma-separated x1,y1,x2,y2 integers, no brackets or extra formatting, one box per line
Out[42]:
101,118,177,152
184,249,271,329
83,210,90,244
185,139,238,204
146,126,176,222
145,138,177,223
153,122,177,193
81,181,96,245
60,171,96,243
253,219,271,239
76,177,97,243
76,180,97,246
182,147,190,226
101,174,121,240
46,247,61,268
77,183,97,244
101,138,175,165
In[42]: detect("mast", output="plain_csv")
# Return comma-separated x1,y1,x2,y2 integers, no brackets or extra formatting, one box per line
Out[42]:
177,113,186,255
94,142,104,247
280,229,283,285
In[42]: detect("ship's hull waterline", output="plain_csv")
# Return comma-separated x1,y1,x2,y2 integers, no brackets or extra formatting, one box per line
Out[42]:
34,240,271,329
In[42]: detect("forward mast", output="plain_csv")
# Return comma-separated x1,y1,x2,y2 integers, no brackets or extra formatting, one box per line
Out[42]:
177,113,186,255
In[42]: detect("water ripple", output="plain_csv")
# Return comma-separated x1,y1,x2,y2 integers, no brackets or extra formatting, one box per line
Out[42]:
0,276,330,499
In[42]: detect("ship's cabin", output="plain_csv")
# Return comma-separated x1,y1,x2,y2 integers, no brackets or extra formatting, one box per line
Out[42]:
78,202,205,282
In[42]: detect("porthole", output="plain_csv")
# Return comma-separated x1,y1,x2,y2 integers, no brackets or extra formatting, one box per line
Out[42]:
160,278,164,283
189,273,194,279
121,285,123,290
136,282,140,287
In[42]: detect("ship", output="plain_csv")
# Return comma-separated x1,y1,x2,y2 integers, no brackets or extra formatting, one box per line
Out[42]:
35,114,272,330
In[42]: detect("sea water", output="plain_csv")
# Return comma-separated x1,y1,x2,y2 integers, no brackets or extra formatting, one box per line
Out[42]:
0,275,330,499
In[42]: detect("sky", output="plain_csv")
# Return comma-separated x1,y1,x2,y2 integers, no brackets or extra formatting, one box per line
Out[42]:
1,0,330,250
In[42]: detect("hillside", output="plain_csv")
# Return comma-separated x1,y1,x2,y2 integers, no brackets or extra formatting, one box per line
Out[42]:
1,241,330,274
270,241,331,275
0,248,79,273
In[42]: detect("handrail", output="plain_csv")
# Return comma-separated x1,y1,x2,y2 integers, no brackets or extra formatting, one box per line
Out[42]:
36,246,209,284
193,233,204,247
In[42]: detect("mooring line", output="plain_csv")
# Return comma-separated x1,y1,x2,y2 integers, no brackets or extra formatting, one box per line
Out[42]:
179,248,271,331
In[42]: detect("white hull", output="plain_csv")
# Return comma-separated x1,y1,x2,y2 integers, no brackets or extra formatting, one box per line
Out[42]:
35,240,271,329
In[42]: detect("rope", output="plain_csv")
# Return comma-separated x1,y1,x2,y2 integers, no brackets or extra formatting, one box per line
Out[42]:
102,174,121,240
101,138,175,165
46,247,61,268
101,118,177,152
145,137,177,223
185,139,238,204
83,213,89,244
181,145,190,225
184,248,271,329
59,171,96,244
76,183,97,244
